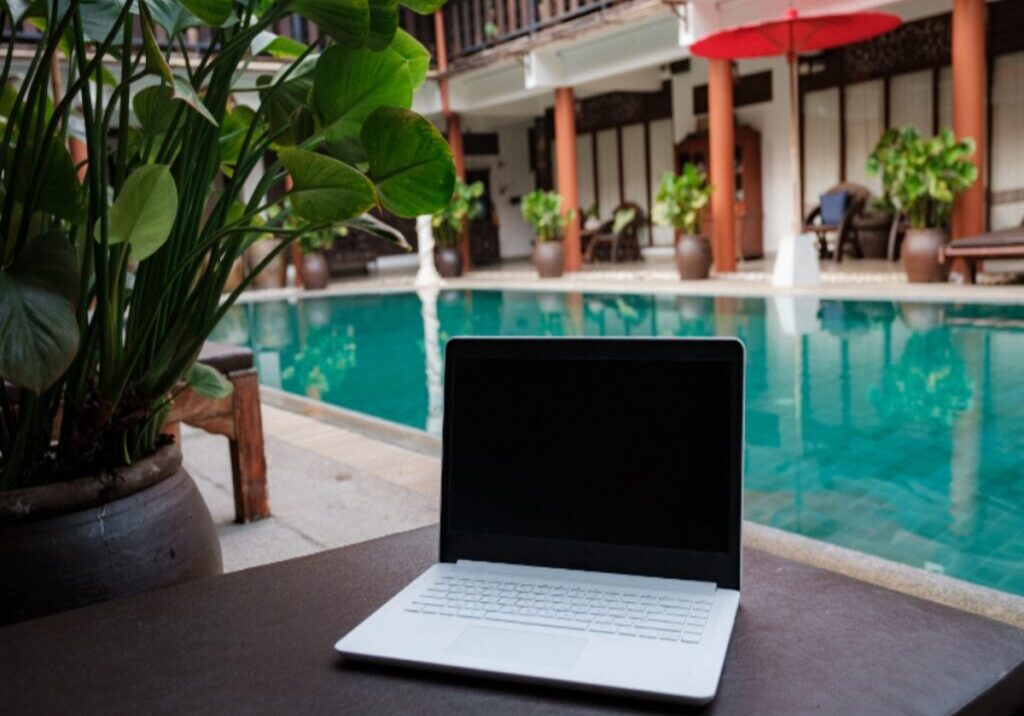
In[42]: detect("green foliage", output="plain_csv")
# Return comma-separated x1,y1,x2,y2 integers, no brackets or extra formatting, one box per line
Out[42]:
612,207,636,235
432,179,484,248
520,189,572,243
866,127,977,230
652,164,713,236
0,0,454,489
186,362,234,399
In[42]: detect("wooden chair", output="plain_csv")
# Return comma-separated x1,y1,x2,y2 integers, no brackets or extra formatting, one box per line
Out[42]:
803,183,871,262
584,202,645,264
166,342,269,523
940,217,1024,284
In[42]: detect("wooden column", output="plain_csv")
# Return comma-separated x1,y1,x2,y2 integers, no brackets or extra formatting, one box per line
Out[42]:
951,0,986,240
554,87,581,272
708,59,737,273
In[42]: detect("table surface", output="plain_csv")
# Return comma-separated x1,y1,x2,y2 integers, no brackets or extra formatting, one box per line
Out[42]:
1,526,1022,715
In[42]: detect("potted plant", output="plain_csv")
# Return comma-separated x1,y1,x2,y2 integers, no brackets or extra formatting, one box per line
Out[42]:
432,179,484,277
652,164,714,279
298,227,345,290
867,127,977,282
0,0,453,624
521,189,572,278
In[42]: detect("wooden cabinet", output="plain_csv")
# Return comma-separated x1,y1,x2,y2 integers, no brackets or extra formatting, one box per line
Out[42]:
675,125,764,260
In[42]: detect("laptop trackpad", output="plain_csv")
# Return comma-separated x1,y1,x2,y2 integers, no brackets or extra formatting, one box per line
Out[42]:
447,626,587,668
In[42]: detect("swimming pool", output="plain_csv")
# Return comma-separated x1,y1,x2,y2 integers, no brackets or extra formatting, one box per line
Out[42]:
211,289,1024,596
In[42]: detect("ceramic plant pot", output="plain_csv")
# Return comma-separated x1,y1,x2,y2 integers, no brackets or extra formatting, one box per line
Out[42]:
675,234,712,280
434,247,463,278
300,252,330,290
246,238,288,289
902,227,950,283
0,445,222,626
534,240,564,278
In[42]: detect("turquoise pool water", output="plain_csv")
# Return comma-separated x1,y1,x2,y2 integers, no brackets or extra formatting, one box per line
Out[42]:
212,290,1024,596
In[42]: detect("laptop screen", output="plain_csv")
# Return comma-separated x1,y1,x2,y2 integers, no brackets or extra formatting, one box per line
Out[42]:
441,338,743,587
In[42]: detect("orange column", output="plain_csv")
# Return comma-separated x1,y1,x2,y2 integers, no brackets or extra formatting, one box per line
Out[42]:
435,9,469,268
708,59,736,273
951,0,986,240
554,87,581,272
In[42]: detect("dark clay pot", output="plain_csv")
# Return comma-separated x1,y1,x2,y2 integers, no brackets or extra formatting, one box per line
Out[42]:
435,247,463,278
675,234,712,280
534,241,564,278
300,252,330,290
902,228,950,283
0,444,222,626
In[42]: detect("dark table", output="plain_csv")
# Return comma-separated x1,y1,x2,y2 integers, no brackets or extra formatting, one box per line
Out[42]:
1,526,1022,715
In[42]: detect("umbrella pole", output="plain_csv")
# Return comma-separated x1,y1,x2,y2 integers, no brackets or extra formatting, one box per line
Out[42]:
788,50,802,237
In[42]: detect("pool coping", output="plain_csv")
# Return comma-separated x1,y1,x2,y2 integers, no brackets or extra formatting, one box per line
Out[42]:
263,387,1024,630
232,274,1024,306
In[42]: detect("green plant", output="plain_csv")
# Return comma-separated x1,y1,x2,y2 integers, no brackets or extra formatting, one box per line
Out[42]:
612,207,636,235
432,179,484,249
0,0,454,489
652,164,713,236
268,200,347,254
520,189,572,242
866,127,977,229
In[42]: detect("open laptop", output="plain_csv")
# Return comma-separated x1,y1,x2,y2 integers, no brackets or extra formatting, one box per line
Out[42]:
336,337,744,704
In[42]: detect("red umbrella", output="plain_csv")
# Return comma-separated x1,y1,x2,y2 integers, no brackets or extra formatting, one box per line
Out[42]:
691,8,901,234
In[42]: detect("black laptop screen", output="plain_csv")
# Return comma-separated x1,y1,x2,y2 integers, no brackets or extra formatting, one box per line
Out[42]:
445,350,736,560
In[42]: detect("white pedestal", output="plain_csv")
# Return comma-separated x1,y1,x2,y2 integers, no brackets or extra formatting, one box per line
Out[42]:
772,232,821,288
414,215,442,287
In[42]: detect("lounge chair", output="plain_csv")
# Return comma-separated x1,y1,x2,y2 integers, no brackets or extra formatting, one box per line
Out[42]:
584,202,645,264
940,217,1024,284
803,183,870,262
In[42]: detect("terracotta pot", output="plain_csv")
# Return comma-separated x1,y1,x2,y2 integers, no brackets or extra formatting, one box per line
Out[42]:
902,228,950,283
300,251,330,290
246,238,287,289
675,234,712,280
0,445,222,626
434,247,463,278
534,240,564,278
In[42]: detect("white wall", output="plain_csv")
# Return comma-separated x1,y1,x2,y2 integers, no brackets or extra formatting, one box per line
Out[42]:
670,55,794,255
464,121,536,260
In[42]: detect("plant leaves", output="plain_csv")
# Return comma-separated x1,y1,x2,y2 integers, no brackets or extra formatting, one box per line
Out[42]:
399,0,444,14
258,56,316,147
186,362,234,399
178,0,232,26
367,0,399,50
2,137,84,222
102,164,179,260
219,104,258,175
289,0,369,48
389,29,429,90
0,0,31,22
172,74,218,125
313,44,412,164
361,107,454,217
346,212,410,249
140,1,174,83
0,231,80,394
251,30,309,59
279,148,377,223
146,0,202,34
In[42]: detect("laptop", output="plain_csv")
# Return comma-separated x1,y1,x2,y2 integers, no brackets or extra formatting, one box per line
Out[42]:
336,337,744,704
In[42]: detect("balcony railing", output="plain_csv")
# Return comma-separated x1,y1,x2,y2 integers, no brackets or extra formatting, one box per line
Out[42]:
438,0,616,59
3,0,617,67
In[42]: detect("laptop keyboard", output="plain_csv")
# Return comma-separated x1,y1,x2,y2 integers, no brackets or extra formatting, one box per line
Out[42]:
404,575,712,643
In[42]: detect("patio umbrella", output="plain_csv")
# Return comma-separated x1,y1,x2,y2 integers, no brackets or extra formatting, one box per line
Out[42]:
690,7,901,234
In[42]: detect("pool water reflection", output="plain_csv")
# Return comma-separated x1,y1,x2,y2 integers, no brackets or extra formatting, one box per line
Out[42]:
211,290,1024,596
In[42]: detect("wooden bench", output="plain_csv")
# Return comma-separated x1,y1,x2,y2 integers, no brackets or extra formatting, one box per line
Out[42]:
941,220,1024,284
166,342,270,523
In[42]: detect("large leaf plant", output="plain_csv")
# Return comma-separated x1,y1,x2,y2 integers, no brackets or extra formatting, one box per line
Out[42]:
652,163,713,236
866,126,977,230
0,0,454,489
